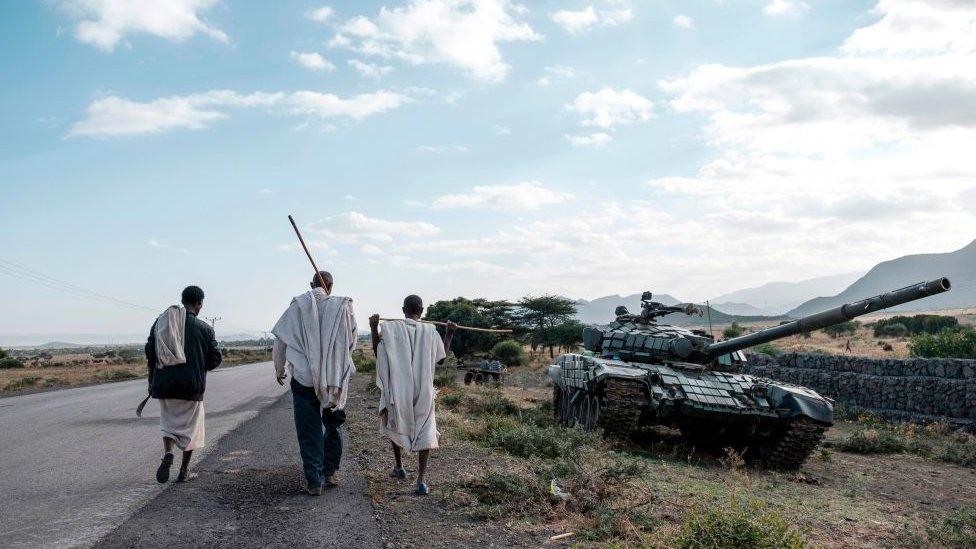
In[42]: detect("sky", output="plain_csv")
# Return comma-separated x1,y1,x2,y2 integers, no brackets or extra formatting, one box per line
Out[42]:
1,0,975,343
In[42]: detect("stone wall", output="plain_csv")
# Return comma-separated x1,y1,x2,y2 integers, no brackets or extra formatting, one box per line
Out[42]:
744,352,976,428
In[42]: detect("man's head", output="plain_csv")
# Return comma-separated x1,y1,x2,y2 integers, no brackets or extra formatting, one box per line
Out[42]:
181,285,205,314
402,294,424,318
310,271,333,294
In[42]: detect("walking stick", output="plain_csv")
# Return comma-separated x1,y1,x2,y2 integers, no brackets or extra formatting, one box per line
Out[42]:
288,215,330,291
287,215,514,334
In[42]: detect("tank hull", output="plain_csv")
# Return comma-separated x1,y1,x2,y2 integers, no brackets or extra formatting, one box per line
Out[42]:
549,353,833,469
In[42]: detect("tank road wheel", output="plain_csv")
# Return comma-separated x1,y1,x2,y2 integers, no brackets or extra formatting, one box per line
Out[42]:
464,372,474,385
475,373,485,384
552,387,562,420
755,417,828,470
587,395,601,430
579,395,592,428
597,380,647,438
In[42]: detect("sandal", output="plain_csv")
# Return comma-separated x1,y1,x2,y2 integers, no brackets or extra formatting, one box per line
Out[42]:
390,467,407,480
156,453,174,483
416,482,429,495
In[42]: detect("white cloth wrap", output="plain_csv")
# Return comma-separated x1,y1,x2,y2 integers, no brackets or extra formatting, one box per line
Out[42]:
375,319,446,453
153,305,186,368
159,399,205,451
272,289,356,410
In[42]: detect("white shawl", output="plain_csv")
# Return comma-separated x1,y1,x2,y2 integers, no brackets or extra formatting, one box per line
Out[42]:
154,305,186,368
272,289,356,410
375,319,445,452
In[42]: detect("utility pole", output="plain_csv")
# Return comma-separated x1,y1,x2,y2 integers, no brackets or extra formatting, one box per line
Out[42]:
205,316,221,329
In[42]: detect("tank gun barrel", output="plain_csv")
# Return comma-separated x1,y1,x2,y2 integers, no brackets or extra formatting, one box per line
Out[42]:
704,277,951,358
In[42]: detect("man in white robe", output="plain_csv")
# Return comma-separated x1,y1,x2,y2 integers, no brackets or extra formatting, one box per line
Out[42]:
272,271,357,495
369,295,455,495
145,285,222,483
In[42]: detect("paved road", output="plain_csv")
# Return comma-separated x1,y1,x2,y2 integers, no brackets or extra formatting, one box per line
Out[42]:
0,362,286,549
96,392,382,549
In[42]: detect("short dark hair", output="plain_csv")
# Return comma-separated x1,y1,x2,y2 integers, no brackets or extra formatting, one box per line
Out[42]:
181,285,205,306
310,271,334,289
402,294,424,316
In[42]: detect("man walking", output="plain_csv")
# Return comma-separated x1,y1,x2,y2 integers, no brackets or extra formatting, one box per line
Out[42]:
272,271,357,496
369,295,455,495
146,285,222,483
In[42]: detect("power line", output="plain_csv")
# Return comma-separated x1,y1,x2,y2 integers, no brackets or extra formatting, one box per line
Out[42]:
0,258,156,312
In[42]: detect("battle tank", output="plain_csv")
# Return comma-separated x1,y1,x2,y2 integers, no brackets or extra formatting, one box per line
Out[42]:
549,277,952,469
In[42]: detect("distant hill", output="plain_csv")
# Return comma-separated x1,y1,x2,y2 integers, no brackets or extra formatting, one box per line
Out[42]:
709,302,766,316
788,240,976,317
37,341,86,350
708,272,863,315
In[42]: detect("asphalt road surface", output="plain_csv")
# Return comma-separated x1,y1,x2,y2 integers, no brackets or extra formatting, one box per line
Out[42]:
0,362,286,549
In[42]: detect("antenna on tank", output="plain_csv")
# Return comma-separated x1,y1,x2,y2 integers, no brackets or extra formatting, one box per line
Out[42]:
705,300,714,339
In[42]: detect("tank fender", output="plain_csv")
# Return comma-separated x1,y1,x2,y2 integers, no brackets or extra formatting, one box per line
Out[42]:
548,364,564,387
594,364,651,382
765,384,834,425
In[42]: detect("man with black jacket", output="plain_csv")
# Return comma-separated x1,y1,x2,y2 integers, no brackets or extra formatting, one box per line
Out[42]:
145,285,222,483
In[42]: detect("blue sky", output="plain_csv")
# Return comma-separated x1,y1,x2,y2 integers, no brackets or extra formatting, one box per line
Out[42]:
1,0,975,342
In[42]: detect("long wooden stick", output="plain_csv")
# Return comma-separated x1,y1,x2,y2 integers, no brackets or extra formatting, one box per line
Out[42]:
379,318,513,334
288,215,329,290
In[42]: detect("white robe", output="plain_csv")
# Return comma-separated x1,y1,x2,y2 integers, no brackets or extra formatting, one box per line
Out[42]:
153,305,186,367
375,319,445,452
272,288,357,410
159,399,205,451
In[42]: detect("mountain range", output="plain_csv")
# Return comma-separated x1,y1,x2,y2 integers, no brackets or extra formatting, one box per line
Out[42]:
788,239,976,317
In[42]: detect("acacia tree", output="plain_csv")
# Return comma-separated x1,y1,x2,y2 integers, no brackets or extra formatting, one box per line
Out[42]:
425,297,514,358
516,295,577,358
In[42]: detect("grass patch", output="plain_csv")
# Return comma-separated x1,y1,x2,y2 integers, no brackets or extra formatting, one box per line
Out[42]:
97,369,141,382
927,503,976,548
464,389,521,416
433,367,457,388
440,393,462,410
353,351,376,374
459,470,550,520
750,343,783,357
5,376,40,391
0,357,25,369
668,495,808,549
835,421,976,467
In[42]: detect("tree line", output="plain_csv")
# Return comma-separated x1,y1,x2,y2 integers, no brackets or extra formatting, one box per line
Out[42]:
423,295,583,360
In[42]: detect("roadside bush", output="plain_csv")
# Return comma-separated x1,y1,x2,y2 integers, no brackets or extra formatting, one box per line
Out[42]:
823,320,860,338
670,496,807,549
835,422,976,467
0,346,7,359
98,369,140,381
910,328,976,359
750,343,783,357
439,393,462,410
353,351,376,373
878,322,909,338
4,376,40,391
465,390,520,416
875,314,959,337
0,357,25,369
835,426,907,454
723,322,744,339
460,470,549,519
433,367,457,388
490,340,526,366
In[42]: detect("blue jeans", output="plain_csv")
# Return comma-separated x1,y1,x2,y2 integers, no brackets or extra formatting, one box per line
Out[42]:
290,378,345,487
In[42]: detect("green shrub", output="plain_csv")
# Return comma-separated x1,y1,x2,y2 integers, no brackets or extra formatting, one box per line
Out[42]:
910,328,976,359
98,369,140,381
4,376,40,391
926,503,976,548
823,320,860,338
835,426,908,454
466,390,520,416
0,346,7,359
482,418,570,459
878,322,909,338
0,357,25,369
490,340,526,366
440,393,462,410
460,470,549,519
723,322,744,339
433,367,457,388
353,351,376,373
670,496,807,549
750,343,783,357
875,314,959,337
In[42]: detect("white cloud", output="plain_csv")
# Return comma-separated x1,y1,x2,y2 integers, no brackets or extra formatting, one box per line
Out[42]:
565,87,653,129
565,132,612,147
306,212,440,244
549,6,599,34
842,0,976,55
549,2,633,34
361,243,384,255
290,51,335,72
492,124,511,135
59,0,228,51
348,59,394,79
673,15,693,29
68,89,409,137
259,188,273,195
417,145,469,153
536,64,576,86
329,0,541,82
306,5,334,23
762,0,810,17
432,181,574,210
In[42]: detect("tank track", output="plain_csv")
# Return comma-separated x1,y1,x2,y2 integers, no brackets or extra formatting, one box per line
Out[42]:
756,416,827,470
597,379,647,437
